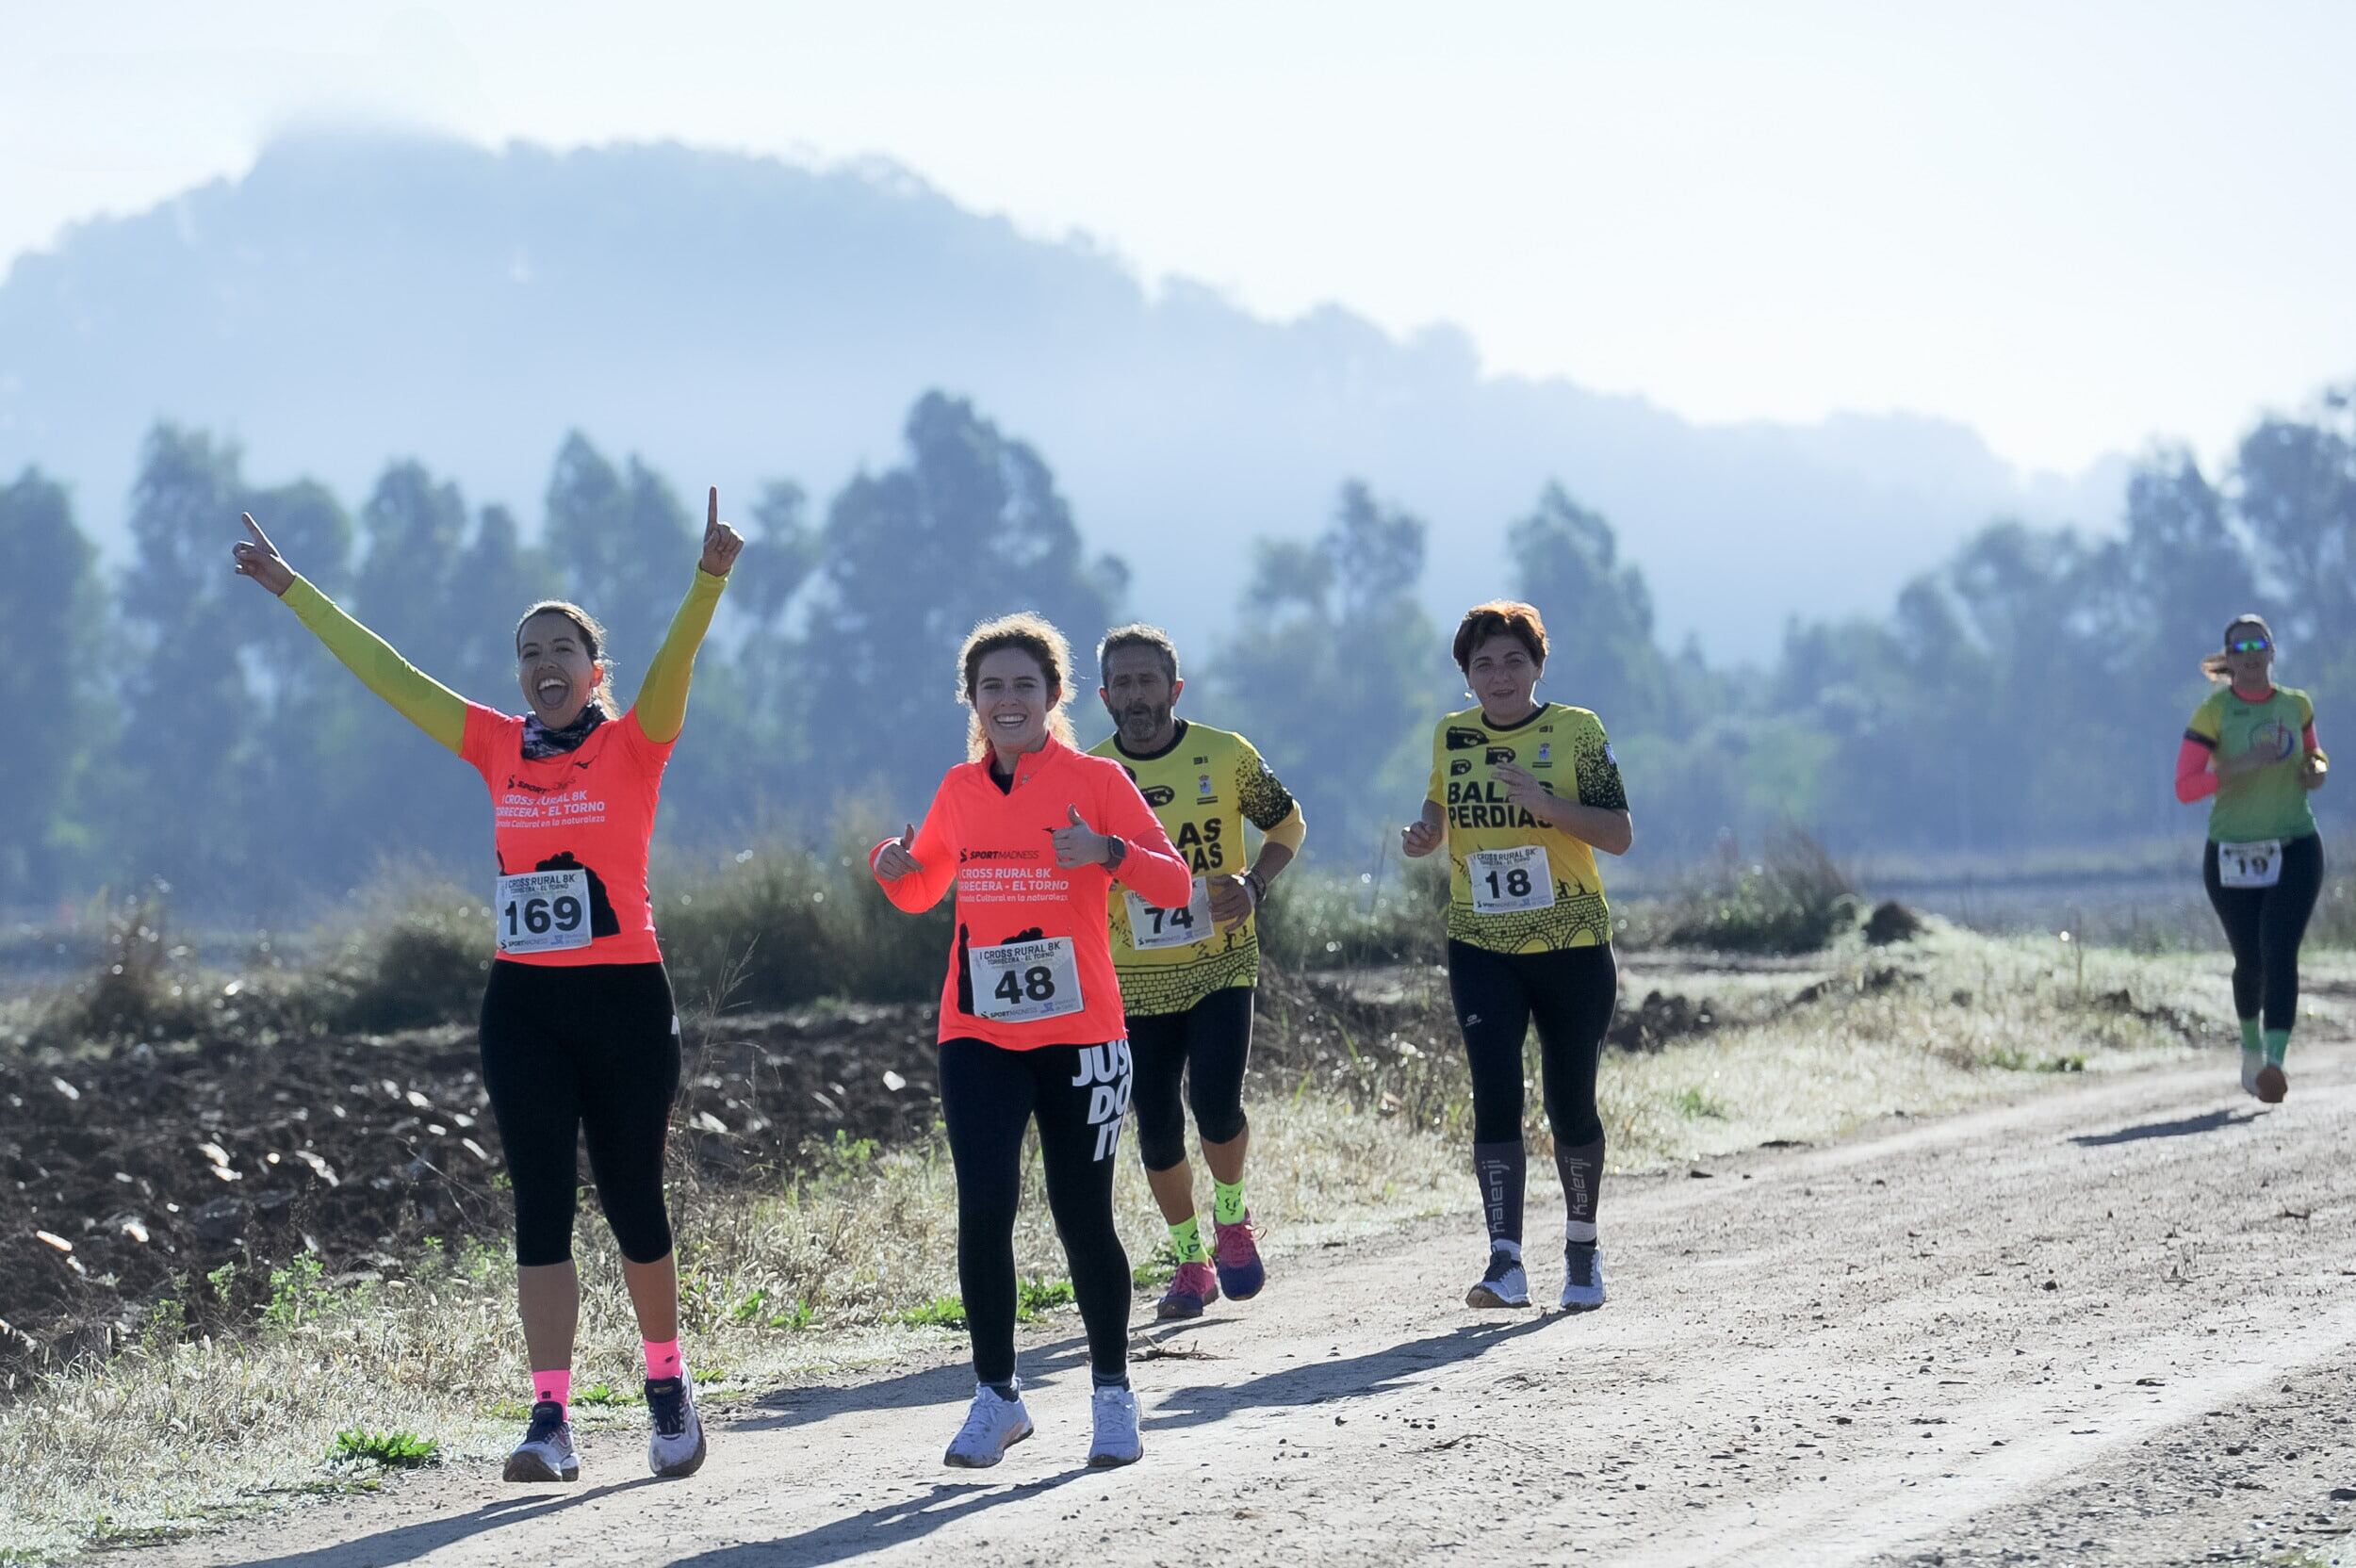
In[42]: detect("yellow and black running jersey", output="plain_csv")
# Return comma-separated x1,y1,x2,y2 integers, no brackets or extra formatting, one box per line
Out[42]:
1426,703,1626,954
1090,720,1301,1016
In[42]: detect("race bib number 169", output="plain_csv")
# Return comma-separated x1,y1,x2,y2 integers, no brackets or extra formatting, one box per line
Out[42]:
495,869,592,955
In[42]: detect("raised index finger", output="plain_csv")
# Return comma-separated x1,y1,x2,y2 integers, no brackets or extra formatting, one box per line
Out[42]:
708,486,719,535
239,512,273,548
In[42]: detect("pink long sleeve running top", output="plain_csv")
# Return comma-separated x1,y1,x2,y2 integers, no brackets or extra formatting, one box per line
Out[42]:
874,737,1191,1049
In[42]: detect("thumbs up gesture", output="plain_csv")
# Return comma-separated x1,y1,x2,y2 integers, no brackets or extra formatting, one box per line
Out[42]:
874,823,924,883
1049,804,1111,869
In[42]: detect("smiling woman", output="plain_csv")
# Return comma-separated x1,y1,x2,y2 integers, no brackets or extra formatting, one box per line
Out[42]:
230,486,744,1488
870,610,1188,1473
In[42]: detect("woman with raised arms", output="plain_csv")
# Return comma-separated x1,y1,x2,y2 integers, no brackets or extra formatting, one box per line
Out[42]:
233,492,742,1484
872,612,1190,1470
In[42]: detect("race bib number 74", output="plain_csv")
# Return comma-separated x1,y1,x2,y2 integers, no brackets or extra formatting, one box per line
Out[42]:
969,936,1085,1023
495,869,592,955
1124,879,1214,950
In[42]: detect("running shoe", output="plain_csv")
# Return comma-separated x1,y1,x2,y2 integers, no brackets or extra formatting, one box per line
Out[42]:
2240,1051,2264,1097
1087,1384,1144,1468
502,1399,580,1483
1465,1249,1530,1309
646,1371,707,1478
1156,1261,1220,1321
2255,1063,2288,1104
1212,1214,1266,1301
1559,1241,1607,1313
943,1382,1034,1469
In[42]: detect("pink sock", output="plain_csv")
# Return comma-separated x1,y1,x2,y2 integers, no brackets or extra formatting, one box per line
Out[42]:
532,1367,571,1416
644,1338,682,1381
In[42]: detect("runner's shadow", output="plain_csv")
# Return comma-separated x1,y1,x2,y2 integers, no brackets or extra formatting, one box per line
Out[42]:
1143,1315,1559,1432
728,1338,1091,1433
664,1471,1088,1568
202,1478,660,1568
2070,1108,2263,1147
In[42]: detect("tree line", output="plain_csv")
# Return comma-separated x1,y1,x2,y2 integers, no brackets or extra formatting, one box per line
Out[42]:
4,384,2349,919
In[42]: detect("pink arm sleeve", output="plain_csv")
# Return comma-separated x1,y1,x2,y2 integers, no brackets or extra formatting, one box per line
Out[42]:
2175,737,2219,804
2305,721,2320,754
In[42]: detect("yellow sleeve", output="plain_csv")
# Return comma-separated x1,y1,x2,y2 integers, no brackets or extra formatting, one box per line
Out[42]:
2184,692,2224,743
1234,735,1305,851
632,568,728,746
282,575,468,755
1426,722,1446,806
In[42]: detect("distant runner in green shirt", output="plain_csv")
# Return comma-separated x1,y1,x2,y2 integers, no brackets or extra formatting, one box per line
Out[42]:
2175,613,2330,1103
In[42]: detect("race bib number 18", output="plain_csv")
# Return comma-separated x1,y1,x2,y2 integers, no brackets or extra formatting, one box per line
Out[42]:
1468,844,1556,914
969,936,1085,1023
495,869,593,955
1124,879,1214,950
2217,839,2282,890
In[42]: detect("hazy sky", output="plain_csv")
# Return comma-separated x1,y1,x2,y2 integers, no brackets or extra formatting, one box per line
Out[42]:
7,1,2353,474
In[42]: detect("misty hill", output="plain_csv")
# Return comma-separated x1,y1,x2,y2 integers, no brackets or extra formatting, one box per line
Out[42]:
0,133,2125,662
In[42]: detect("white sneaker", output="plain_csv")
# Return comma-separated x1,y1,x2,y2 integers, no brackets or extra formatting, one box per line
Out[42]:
1559,1242,1607,1312
944,1382,1034,1468
1087,1384,1144,1468
2240,1051,2264,1097
1466,1249,1530,1309
646,1371,707,1478
502,1400,581,1482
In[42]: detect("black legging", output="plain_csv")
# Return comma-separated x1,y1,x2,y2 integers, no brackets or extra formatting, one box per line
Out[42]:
1126,985,1253,1172
2202,834,2324,1035
479,959,681,1268
940,1037,1134,1387
1448,939,1616,1246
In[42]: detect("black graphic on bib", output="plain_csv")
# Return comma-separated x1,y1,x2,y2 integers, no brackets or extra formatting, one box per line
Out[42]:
525,852,619,937
956,925,1048,1018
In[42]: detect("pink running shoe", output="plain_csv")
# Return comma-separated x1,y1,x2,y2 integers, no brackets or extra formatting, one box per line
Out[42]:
1156,1261,1219,1321
1213,1214,1266,1300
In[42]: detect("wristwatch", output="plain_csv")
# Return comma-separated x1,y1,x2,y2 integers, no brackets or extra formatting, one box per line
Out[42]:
1102,834,1128,871
1242,869,1268,906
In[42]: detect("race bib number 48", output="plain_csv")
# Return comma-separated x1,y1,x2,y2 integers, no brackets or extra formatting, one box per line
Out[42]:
969,936,1085,1023
2217,839,2282,890
1468,844,1556,914
496,869,592,955
1124,879,1214,951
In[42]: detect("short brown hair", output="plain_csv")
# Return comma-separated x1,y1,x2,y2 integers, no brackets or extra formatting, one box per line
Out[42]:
1451,600,1549,674
515,599,617,710
957,612,1078,760
1097,623,1180,685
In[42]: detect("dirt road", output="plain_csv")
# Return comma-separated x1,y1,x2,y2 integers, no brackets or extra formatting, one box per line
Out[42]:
132,1034,2356,1567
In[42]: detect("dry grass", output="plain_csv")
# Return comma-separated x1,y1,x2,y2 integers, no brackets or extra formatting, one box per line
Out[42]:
4,921,2350,1563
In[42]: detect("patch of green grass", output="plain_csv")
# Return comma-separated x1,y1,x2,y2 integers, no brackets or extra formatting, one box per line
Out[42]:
1669,1086,1728,1120
569,1383,630,1408
327,1429,439,1469
899,1294,967,1330
1132,1256,1177,1290
1014,1278,1076,1322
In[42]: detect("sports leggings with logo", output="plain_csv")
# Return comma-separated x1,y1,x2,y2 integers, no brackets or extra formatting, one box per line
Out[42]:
1447,939,1617,1246
2203,834,2324,1035
478,959,682,1268
940,1037,1134,1386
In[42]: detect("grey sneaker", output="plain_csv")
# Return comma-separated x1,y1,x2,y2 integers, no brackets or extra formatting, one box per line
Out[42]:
1086,1384,1144,1468
646,1371,707,1478
502,1400,581,1482
1465,1249,1530,1309
944,1381,1034,1468
1559,1241,1607,1312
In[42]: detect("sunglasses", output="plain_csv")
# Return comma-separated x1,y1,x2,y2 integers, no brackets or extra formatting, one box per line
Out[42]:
2227,636,2272,655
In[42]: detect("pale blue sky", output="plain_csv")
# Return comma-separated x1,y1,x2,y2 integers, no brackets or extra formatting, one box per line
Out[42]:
6,1,2352,473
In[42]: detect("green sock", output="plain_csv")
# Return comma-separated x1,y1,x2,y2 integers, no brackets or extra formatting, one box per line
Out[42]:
1213,1178,1247,1228
2238,1017,2263,1054
2264,1028,2291,1067
1168,1215,1209,1265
